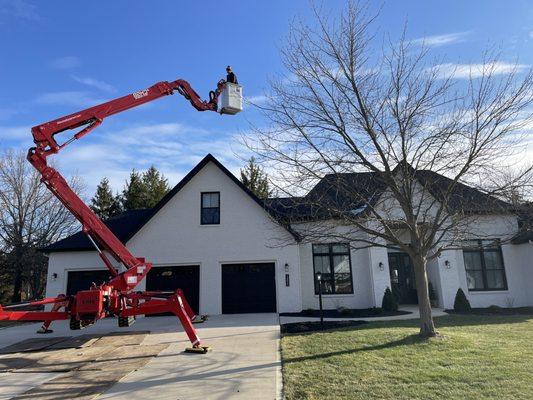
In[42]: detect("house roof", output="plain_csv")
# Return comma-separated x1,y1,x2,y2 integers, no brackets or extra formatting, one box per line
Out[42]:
266,168,513,223
266,172,387,222
44,155,516,253
43,154,299,253
43,209,152,252
414,170,510,214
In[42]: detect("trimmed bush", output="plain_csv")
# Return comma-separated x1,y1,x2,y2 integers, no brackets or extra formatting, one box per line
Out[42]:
302,308,316,316
339,307,354,316
487,305,502,313
428,281,438,307
382,287,398,312
453,288,471,312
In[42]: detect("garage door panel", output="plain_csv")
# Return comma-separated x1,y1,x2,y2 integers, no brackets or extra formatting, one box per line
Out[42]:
222,263,276,314
146,265,200,314
66,270,111,296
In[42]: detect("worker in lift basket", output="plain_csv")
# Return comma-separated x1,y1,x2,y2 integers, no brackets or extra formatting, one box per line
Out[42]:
226,65,238,84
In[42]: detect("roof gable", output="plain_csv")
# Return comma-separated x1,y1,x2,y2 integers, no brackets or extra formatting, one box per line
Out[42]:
44,154,298,253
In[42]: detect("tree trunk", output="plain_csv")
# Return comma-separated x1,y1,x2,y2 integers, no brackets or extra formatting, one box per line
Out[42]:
11,267,22,303
412,254,437,337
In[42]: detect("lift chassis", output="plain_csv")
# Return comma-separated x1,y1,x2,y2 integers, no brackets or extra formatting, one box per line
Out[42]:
0,76,235,353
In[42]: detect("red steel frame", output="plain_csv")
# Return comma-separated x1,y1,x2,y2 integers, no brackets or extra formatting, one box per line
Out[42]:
0,77,228,351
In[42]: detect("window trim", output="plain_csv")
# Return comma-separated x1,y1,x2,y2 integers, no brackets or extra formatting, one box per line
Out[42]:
463,239,508,292
200,192,220,225
312,243,354,295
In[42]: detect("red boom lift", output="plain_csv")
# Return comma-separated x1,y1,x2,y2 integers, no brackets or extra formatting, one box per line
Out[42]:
0,76,240,354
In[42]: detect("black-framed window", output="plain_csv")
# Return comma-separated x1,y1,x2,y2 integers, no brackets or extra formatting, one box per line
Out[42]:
201,192,220,225
313,243,353,294
462,239,507,291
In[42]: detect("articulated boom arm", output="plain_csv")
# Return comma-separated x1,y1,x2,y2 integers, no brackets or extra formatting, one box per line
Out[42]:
0,75,236,353
28,78,225,291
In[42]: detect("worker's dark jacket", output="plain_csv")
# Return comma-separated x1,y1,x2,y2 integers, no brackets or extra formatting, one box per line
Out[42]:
226,72,238,84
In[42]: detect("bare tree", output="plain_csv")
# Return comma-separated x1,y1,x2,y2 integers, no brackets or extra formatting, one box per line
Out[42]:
246,2,533,337
0,149,83,303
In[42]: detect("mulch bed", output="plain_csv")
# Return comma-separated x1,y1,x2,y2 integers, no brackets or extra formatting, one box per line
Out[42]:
281,320,367,334
445,307,533,316
280,308,410,319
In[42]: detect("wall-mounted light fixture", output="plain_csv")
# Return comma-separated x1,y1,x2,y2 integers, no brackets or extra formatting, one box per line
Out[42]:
284,263,290,272
378,262,384,271
444,260,451,269
51,273,58,281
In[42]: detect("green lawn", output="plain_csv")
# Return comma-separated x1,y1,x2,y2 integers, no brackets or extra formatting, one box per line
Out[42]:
281,314,533,400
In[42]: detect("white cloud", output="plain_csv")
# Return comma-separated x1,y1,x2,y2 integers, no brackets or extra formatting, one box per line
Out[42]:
71,75,116,93
49,56,80,70
409,31,471,47
245,95,268,105
0,125,31,141
429,61,530,79
36,91,107,107
0,0,40,22
0,107,18,120
45,121,248,194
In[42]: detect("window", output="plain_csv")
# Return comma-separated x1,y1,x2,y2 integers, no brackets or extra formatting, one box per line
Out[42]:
462,239,507,291
313,243,353,294
201,192,220,225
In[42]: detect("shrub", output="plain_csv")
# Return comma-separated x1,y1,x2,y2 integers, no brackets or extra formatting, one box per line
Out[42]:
487,305,502,313
453,288,471,312
339,307,353,316
302,308,316,316
428,281,438,307
382,287,398,312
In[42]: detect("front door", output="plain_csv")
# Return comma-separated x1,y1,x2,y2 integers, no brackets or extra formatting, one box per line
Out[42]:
387,252,417,304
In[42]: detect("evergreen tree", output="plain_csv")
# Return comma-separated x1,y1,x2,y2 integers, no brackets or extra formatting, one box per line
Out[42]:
453,288,472,312
240,157,270,199
121,170,146,211
381,287,398,312
142,165,170,208
120,166,170,211
90,178,122,219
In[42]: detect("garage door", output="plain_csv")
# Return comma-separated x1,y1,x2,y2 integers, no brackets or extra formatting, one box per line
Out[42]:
222,263,276,314
66,270,111,296
146,265,200,314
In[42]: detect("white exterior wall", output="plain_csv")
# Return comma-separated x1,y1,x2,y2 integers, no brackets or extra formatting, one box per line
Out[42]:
296,222,390,310
45,160,533,313
45,251,111,300
299,242,375,310
514,243,533,305
437,215,532,308
46,161,302,315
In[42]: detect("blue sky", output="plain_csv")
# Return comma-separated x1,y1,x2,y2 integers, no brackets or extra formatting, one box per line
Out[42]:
1,0,532,196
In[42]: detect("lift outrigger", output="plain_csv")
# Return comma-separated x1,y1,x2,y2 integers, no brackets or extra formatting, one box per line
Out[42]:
0,75,242,354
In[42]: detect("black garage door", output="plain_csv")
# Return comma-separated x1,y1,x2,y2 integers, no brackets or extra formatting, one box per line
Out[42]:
66,270,111,296
146,265,200,314
222,263,276,313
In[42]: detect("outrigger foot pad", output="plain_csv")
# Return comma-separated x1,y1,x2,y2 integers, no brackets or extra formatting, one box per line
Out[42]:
185,346,211,354
36,328,53,334
192,315,209,324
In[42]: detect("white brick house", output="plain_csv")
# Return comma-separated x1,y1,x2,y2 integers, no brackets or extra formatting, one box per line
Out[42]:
43,154,533,314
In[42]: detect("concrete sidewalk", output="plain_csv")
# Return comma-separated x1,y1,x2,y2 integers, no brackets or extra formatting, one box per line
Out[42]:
0,314,281,400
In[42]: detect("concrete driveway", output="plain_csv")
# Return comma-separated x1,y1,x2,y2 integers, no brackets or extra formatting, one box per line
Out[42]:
0,314,281,400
